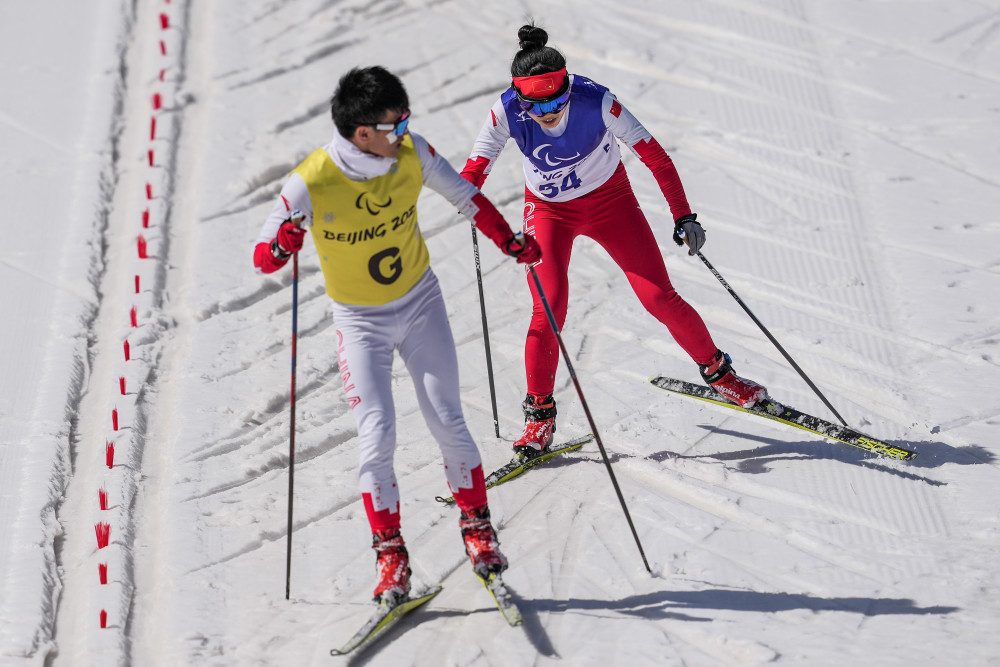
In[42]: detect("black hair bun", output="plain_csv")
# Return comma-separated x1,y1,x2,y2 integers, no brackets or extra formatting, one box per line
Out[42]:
517,24,548,51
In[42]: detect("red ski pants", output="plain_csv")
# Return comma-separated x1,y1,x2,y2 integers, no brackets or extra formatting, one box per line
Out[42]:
521,164,718,397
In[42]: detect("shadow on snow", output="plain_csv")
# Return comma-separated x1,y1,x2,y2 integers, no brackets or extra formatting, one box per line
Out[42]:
529,588,959,622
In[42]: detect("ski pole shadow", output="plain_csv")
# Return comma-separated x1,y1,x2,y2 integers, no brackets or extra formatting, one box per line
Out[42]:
527,588,958,621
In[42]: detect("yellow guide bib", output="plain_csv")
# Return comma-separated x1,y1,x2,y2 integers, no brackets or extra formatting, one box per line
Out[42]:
293,136,428,305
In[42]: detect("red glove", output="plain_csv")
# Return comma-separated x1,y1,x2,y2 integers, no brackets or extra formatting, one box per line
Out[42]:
504,233,541,264
274,219,306,258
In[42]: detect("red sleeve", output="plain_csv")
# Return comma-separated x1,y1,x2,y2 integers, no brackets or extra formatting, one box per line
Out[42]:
460,155,491,189
253,241,289,274
469,192,514,249
632,137,692,221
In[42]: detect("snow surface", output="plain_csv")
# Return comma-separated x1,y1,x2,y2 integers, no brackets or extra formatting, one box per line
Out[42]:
2,0,999,665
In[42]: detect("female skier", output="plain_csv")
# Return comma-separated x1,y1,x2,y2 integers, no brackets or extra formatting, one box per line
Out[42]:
461,24,768,456
254,66,540,604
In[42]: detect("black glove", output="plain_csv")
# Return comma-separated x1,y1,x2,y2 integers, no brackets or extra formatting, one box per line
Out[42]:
672,213,704,256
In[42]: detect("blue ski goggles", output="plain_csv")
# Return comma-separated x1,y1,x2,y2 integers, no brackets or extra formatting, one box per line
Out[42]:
515,77,571,117
517,89,571,116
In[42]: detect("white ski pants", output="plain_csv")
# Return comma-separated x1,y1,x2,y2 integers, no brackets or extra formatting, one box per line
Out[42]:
331,269,485,532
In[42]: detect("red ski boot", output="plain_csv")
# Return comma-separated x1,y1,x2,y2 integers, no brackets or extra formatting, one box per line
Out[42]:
371,529,410,604
459,506,508,578
512,393,556,460
699,350,767,408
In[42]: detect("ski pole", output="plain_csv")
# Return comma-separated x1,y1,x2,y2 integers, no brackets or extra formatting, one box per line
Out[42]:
285,214,304,600
695,250,848,426
470,225,501,438
284,249,298,599
527,263,651,573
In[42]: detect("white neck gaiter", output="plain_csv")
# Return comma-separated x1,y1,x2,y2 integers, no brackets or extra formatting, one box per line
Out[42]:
328,132,397,181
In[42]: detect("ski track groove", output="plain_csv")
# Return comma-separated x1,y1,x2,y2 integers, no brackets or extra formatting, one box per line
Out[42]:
629,450,945,589
709,0,1000,87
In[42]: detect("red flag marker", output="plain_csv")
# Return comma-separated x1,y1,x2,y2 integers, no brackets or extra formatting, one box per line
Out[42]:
152,93,162,110
98,563,108,585
99,487,109,510
160,40,166,56
106,441,115,468
142,208,150,228
112,408,119,431
159,13,169,30
150,116,156,141
138,234,148,259
123,339,130,361
130,305,137,328
145,183,153,200
119,376,126,395
100,609,107,628
159,68,165,82
148,149,154,167
135,275,140,294
95,522,111,549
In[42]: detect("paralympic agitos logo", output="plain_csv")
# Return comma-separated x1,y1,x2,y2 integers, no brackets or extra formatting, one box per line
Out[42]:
356,192,392,216
531,143,580,167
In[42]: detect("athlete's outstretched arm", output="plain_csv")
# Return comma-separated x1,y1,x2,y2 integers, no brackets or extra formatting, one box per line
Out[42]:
413,131,538,263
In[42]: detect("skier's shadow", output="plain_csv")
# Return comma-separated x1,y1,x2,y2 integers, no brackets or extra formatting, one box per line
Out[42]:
643,424,991,484
526,588,958,622
341,588,956,664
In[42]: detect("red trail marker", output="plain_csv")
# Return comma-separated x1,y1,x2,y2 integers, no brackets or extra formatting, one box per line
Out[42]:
95,522,111,549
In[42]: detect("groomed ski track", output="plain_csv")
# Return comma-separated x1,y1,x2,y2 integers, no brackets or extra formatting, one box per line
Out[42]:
5,1,997,665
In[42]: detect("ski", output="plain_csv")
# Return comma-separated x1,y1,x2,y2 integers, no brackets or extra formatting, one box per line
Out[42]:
649,375,917,461
476,571,523,626
329,585,443,656
435,434,593,504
